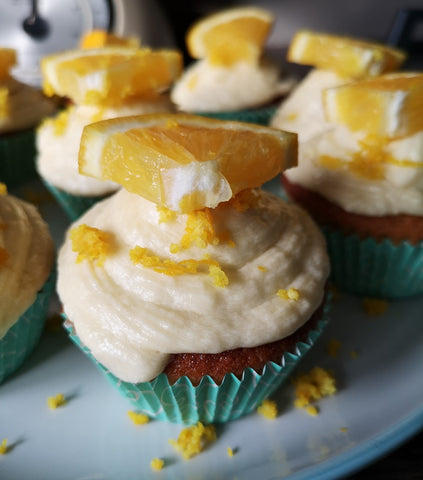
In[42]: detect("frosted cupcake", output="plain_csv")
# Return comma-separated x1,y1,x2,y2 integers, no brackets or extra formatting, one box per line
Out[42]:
282,72,423,298
270,30,406,142
171,7,294,125
0,48,56,186
37,46,182,220
0,183,55,383
57,113,330,424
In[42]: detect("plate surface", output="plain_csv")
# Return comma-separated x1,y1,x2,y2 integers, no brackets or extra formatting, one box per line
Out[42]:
1,179,422,480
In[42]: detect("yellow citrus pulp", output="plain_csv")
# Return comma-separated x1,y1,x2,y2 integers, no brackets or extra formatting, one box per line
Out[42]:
0,48,16,79
287,30,406,78
186,6,274,66
41,47,182,106
323,72,423,138
79,29,140,49
79,113,298,212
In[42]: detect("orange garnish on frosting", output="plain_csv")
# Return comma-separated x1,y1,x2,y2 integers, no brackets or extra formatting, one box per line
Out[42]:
70,224,113,266
277,287,300,300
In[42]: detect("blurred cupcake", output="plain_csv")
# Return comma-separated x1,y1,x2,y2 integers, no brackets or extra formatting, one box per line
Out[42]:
57,113,330,424
270,30,406,142
36,44,183,220
0,183,55,384
282,72,423,298
171,6,294,125
0,48,56,187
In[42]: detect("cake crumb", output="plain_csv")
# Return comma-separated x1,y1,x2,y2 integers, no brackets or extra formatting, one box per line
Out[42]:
0,183,7,195
227,447,236,457
326,338,342,358
293,367,336,410
340,427,348,433
305,405,319,416
127,411,149,425
169,422,216,460
70,224,113,267
277,287,300,301
150,458,164,471
257,399,278,420
362,298,388,316
47,393,67,409
0,439,8,455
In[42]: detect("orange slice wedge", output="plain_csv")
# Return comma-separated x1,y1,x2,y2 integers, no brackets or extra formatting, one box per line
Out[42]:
79,29,140,49
41,47,182,106
0,48,16,79
288,30,406,78
186,6,274,66
79,113,297,212
323,72,423,138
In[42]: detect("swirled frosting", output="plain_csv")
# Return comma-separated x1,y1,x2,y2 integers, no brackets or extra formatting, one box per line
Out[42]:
0,193,55,338
57,188,329,383
36,96,175,196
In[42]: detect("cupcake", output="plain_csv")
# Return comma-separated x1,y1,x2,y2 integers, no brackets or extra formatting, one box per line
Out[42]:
57,113,330,424
0,183,55,384
171,6,294,125
282,72,423,298
270,30,406,142
36,45,183,220
0,48,56,187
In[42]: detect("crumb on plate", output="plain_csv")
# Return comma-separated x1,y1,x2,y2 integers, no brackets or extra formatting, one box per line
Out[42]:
127,410,149,425
169,422,216,460
47,393,67,409
257,399,278,419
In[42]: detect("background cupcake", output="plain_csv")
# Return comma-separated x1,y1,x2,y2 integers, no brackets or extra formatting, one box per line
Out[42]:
0,183,55,384
171,6,294,125
57,113,330,424
282,72,423,299
36,44,183,220
0,47,56,187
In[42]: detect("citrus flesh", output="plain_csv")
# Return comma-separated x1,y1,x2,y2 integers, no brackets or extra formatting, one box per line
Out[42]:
41,47,183,106
287,30,406,79
0,48,16,79
79,29,140,49
79,113,298,212
186,6,274,66
323,72,423,138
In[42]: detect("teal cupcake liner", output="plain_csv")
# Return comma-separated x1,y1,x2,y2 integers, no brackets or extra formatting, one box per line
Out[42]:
43,180,108,221
196,105,278,126
322,226,423,299
63,299,330,425
0,128,38,187
0,270,56,384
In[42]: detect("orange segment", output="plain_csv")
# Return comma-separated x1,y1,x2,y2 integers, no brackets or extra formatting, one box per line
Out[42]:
0,48,17,79
79,113,297,212
287,30,406,78
186,6,274,66
79,29,140,49
41,47,182,106
323,72,423,138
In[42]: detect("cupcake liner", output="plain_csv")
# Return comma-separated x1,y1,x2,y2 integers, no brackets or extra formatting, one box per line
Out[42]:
0,270,56,384
43,180,108,221
323,226,423,299
196,105,278,126
0,128,38,187
63,300,330,425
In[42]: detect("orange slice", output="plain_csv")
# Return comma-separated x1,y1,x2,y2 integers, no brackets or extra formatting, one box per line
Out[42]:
79,29,140,49
323,72,423,138
41,47,182,106
0,48,16,79
186,6,274,66
79,113,297,212
287,30,406,78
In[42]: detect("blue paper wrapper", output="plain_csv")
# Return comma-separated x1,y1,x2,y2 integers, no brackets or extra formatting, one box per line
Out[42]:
196,105,278,126
63,298,330,425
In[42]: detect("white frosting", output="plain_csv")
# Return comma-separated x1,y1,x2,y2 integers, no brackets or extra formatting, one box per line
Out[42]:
57,188,329,383
270,69,348,142
0,194,55,338
171,58,289,112
286,126,423,216
36,96,175,196
0,77,56,134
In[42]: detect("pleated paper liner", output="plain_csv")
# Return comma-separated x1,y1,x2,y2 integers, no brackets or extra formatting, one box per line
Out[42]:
42,180,110,222
0,128,38,187
195,104,278,126
0,270,56,384
63,299,330,425
322,226,423,299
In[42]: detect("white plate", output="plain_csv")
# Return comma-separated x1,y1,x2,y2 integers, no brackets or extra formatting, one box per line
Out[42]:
1,179,423,480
